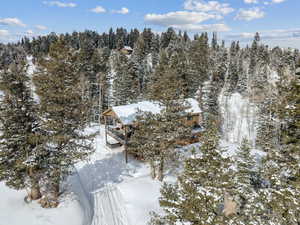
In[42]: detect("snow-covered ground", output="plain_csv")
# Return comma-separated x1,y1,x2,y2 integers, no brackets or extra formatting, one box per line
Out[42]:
75,125,163,225
0,125,163,225
0,182,83,225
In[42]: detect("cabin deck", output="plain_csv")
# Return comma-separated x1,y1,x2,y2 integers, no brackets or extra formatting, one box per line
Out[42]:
105,126,126,147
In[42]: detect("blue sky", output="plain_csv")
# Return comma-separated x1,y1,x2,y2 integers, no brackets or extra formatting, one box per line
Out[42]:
0,0,299,47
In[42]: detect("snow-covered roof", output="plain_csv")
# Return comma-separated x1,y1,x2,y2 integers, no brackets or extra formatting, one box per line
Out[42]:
110,98,202,125
123,46,133,51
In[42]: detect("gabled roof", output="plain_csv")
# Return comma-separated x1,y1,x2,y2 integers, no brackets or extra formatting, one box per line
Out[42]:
123,46,133,51
104,98,201,125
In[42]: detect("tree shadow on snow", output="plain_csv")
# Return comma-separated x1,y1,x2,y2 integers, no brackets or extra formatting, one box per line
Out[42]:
70,152,142,194
67,152,142,224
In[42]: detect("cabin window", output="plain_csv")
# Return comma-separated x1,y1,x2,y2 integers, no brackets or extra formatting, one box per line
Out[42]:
187,115,193,121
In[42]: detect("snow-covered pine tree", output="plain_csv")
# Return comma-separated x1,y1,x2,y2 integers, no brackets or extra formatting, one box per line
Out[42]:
167,37,192,98
228,139,268,224
131,35,153,99
128,99,193,181
92,47,111,121
78,42,100,122
130,54,193,181
188,32,209,93
256,88,279,151
0,60,42,201
235,49,247,95
160,27,177,49
33,38,95,207
204,40,227,124
211,31,218,50
147,50,169,100
113,51,140,105
226,41,239,94
149,119,233,225
260,67,300,224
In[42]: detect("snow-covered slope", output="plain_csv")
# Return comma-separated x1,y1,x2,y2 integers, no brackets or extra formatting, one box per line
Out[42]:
219,92,257,146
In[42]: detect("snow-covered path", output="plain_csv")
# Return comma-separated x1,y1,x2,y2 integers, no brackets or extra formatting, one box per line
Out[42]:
72,125,162,225
92,184,131,225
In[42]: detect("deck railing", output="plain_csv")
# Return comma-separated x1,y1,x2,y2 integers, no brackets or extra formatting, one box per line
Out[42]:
107,126,126,144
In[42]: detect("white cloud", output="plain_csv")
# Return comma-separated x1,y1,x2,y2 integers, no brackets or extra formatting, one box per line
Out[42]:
91,6,106,13
172,23,230,32
145,11,222,27
184,0,234,15
271,0,285,3
43,1,77,8
253,0,286,4
235,7,265,21
145,11,230,32
226,32,256,39
112,7,130,15
0,29,9,37
35,25,47,30
244,0,259,3
0,18,26,27
244,0,286,5
0,30,10,43
226,28,300,42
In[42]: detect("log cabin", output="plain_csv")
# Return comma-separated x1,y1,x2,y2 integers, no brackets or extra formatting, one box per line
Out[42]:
102,98,202,161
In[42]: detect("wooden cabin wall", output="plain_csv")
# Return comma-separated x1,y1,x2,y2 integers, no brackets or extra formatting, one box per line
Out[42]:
184,114,201,127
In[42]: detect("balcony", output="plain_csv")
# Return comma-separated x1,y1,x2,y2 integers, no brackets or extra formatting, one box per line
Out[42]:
106,126,126,145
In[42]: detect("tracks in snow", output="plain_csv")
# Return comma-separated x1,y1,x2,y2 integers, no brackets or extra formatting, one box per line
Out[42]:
92,184,132,225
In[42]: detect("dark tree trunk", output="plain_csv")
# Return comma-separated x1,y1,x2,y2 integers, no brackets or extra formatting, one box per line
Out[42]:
28,168,42,200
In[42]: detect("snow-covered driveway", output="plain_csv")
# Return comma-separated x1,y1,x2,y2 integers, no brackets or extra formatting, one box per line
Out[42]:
73,125,162,225
92,184,131,225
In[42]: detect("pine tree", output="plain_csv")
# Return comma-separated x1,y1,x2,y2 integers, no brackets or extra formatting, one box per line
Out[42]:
129,98,192,181
227,41,239,93
188,32,209,95
228,139,268,224
78,46,111,122
259,68,300,224
211,32,218,50
131,35,152,97
113,52,140,105
167,38,192,97
33,39,95,207
150,120,233,225
236,50,248,94
130,55,193,181
0,60,42,201
147,50,170,100
94,48,111,121
160,28,177,49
